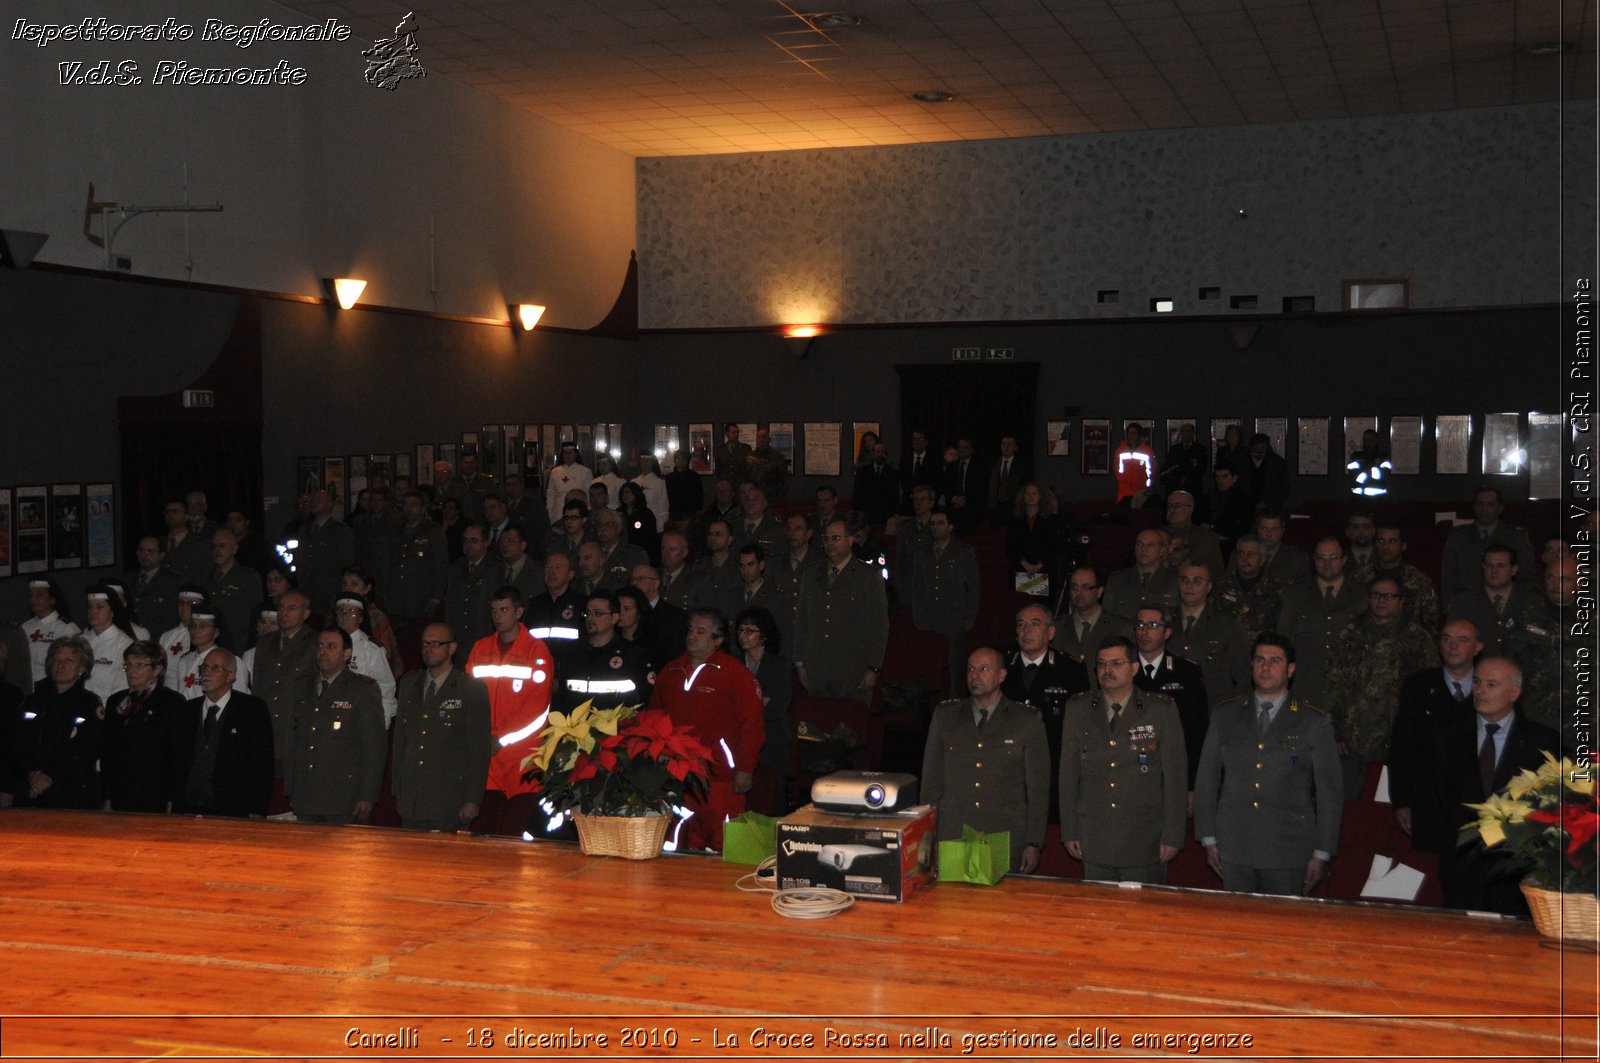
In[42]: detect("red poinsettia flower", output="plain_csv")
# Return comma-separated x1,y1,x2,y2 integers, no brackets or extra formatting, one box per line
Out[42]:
1527,801,1600,867
569,753,598,782
595,744,618,772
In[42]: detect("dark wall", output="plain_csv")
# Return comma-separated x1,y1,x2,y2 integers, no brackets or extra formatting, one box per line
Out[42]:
632,306,1565,507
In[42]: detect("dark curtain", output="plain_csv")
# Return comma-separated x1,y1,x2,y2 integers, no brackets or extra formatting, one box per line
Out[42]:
119,424,264,554
894,362,1040,465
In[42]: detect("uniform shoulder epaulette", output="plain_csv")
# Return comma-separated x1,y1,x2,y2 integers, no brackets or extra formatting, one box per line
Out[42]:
1167,653,1199,670
1292,698,1329,716
935,697,965,710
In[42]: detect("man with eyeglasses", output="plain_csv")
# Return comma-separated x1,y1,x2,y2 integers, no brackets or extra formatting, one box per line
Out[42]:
1162,490,1223,580
559,592,654,714
177,646,274,818
791,518,889,702
1001,603,1088,823
1325,575,1439,796
1444,544,1543,660
1103,529,1178,621
1272,536,1366,709
1357,524,1439,636
1130,605,1209,795
1050,566,1132,678
1212,535,1286,639
443,521,496,666
391,623,490,832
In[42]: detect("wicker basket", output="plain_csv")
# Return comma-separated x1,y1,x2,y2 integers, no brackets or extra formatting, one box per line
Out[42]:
572,811,671,860
1521,880,1600,944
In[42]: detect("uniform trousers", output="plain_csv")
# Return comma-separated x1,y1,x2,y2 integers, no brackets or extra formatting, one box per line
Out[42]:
1221,863,1302,896
1083,860,1167,885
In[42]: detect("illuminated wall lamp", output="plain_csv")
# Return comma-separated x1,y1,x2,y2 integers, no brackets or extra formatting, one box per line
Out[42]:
323,277,367,309
783,324,821,358
514,303,546,330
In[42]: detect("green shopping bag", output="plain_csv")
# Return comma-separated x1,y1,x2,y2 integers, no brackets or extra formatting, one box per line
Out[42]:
937,825,1009,885
721,811,777,865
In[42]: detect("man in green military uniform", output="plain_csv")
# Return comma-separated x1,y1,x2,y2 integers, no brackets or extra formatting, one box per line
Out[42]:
1059,636,1187,883
285,627,387,825
1440,487,1537,598
1213,536,1286,638
909,509,982,697
1103,528,1179,620
443,523,496,666
1325,575,1439,795
391,622,491,832
1445,544,1544,660
250,589,317,780
1344,511,1378,584
1356,524,1440,636
294,489,356,616
1173,561,1251,703
1050,566,1134,682
1273,537,1366,708
205,529,262,653
792,518,889,702
1514,551,1580,735
387,490,448,627
921,647,1050,873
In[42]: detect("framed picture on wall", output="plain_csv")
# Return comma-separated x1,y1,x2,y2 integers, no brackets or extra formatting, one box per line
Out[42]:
522,436,543,480
461,432,480,460
416,444,435,486
1389,416,1423,474
50,483,84,570
394,451,413,483
1255,417,1288,456
502,425,521,481
688,423,713,474
851,422,880,467
1342,416,1378,467
297,457,322,499
1210,418,1242,452
0,487,12,579
1528,413,1565,500
1081,419,1111,475
768,421,796,463
438,444,459,476
542,425,558,468
15,485,48,575
1046,419,1072,457
654,424,682,463
735,422,757,449
1483,413,1522,475
348,455,369,497
369,454,393,493
1165,418,1196,449
576,424,594,464
1297,418,1330,475
804,422,842,476
322,458,347,519
86,483,115,569
1435,415,1471,475
558,424,576,451
479,425,500,478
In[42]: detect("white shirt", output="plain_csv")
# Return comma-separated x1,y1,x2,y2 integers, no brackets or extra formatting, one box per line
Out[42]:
545,461,594,522
1138,652,1165,679
170,642,252,698
200,688,234,723
22,611,81,684
632,471,670,527
158,624,192,687
347,628,398,725
595,472,627,506
83,624,134,706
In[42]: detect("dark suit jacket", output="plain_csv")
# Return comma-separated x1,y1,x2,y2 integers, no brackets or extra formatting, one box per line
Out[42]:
941,458,985,531
986,455,1030,515
898,449,941,510
851,461,901,525
1000,647,1089,824
745,650,794,774
178,691,275,817
1134,653,1210,786
1387,669,1477,851
642,598,689,671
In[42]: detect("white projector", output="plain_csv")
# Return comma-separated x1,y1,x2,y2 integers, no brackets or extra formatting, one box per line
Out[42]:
810,770,919,814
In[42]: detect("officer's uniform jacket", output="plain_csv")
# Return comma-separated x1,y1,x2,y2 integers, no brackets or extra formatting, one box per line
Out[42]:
597,541,649,591
391,665,492,826
1273,579,1368,708
689,555,742,612
1133,652,1209,786
285,668,386,817
1175,604,1251,705
791,556,890,684
908,540,981,636
730,513,786,559
1102,566,1178,623
1325,615,1439,762
920,694,1049,872
250,626,317,769
1193,694,1341,868
1048,608,1133,682
1212,572,1286,637
1445,583,1545,660
443,555,497,665
1059,688,1187,868
129,566,183,639
1262,542,1310,587
389,519,448,621
1514,596,1576,734
999,648,1089,824
162,530,213,584
1440,520,1536,598
207,564,263,651
295,517,356,615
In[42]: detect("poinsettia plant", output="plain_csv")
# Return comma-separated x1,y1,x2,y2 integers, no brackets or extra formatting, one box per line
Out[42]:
520,701,712,818
1462,753,1599,895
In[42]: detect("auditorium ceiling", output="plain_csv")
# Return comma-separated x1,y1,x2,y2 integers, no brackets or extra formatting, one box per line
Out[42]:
282,0,1594,156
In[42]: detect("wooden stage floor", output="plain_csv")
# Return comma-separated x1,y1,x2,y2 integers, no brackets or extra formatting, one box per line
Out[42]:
0,810,1594,1061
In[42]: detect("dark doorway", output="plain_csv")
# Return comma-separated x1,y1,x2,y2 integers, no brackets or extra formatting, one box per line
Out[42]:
895,362,1040,467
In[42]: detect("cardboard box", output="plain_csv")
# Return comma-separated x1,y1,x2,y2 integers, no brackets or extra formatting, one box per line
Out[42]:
775,804,937,902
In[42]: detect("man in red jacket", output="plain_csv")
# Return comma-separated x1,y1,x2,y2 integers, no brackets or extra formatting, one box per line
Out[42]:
650,608,765,851
466,585,555,836
1114,422,1158,505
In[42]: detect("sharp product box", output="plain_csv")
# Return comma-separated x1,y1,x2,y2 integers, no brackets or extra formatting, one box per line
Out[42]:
775,804,937,902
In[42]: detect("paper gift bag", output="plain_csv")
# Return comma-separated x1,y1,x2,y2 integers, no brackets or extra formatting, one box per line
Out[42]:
937,825,1009,885
721,811,777,865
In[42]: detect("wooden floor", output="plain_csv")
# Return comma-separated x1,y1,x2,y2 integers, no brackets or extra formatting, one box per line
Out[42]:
0,810,1594,1061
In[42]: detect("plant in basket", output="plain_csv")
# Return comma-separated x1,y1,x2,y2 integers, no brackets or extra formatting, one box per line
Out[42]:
1462,753,1599,897
520,700,713,818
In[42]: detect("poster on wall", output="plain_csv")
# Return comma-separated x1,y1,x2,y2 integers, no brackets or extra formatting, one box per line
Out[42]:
416,445,435,486
1435,415,1471,474
1165,418,1196,449
297,457,322,500
596,423,624,459
478,426,500,479
15,486,48,574
1081,419,1111,475
688,424,714,474
736,422,758,449
1046,420,1072,457
1297,418,1330,475
575,424,594,464
366,453,390,491
86,483,115,569
1389,415,1423,474
522,425,543,480
0,488,11,579
1527,413,1565,500
322,458,347,519
654,424,682,463
542,425,558,468
1210,418,1242,452
501,426,521,481
851,422,881,467
394,451,413,484
50,484,84,570
768,422,796,464
1342,416,1378,466
1483,413,1522,475
1255,417,1288,456
804,422,842,477
348,455,369,497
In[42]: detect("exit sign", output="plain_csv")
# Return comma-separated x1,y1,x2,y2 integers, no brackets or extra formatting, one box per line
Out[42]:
952,347,981,361
986,347,1014,360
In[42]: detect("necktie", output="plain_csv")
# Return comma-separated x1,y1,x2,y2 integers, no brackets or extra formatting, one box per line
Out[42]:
1323,585,1336,608
490,526,500,545
204,704,219,739
1002,458,1010,477
1106,701,1121,725
1492,593,1505,616
1257,699,1272,736
318,679,327,697
1479,722,1501,796
828,566,839,586
976,707,990,730
424,676,437,702
1079,619,1090,642
1452,680,1467,702
1144,663,1156,680
1183,614,1195,635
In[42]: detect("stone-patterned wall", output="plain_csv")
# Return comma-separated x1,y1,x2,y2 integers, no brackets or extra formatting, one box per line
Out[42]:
638,104,1575,329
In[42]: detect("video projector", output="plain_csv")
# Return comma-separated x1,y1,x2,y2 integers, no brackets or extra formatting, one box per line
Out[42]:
810,770,920,815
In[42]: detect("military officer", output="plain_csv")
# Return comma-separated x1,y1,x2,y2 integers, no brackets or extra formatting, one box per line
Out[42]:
769,514,824,603
160,499,213,583
1254,511,1310,588
284,627,386,825
730,544,789,640
249,589,317,780
1173,561,1251,704
1050,566,1134,678
206,529,262,652
909,509,982,696
443,522,496,666
791,518,890,702
543,500,592,563
387,490,448,626
713,422,754,486
1059,636,1188,883
1515,551,1579,735
730,482,786,559
1344,511,1378,582
1445,544,1545,661
391,622,492,832
1272,536,1367,708
592,508,649,592
1358,524,1440,635
129,536,183,638
1440,486,1536,598
1193,631,1342,896
293,489,356,616
499,524,542,604
1102,528,1179,620
1000,603,1089,823
658,530,702,609
1130,605,1209,790
1213,536,1286,638
922,647,1051,873
558,592,655,712
1325,575,1439,795
1164,491,1225,579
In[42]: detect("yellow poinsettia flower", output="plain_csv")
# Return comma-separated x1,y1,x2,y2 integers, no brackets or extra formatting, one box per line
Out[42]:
1506,767,1544,801
1562,761,1596,797
1478,818,1506,847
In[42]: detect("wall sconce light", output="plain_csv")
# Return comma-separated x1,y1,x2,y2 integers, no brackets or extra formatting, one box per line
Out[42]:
782,324,821,358
322,277,367,309
0,229,50,269
514,303,546,330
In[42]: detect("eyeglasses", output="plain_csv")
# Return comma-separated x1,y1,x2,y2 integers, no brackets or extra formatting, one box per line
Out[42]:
1369,591,1402,600
419,639,455,648
1133,620,1165,629
198,663,233,674
1313,554,1344,562
822,534,848,542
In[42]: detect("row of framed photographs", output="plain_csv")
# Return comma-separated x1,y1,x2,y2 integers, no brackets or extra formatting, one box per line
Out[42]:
0,484,117,579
